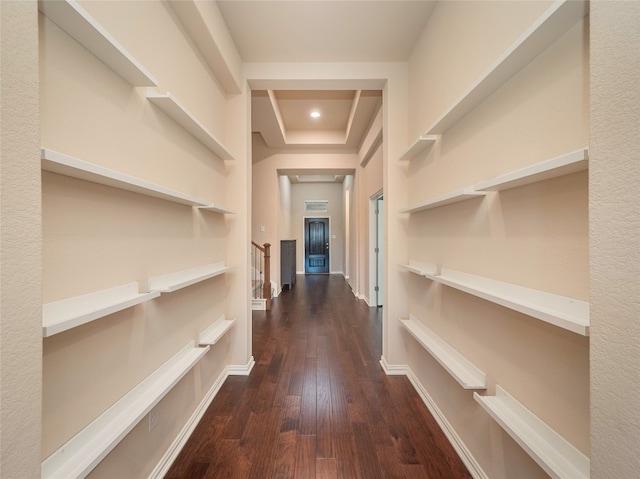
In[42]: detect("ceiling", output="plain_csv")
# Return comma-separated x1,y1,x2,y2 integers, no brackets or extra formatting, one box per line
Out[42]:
217,1,436,178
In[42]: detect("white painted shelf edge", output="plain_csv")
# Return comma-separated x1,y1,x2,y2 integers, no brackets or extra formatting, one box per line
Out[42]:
43,282,159,338
145,89,235,162
400,316,487,390
41,148,217,207
398,135,439,162
475,148,589,192
196,204,236,215
474,386,589,479
198,315,236,346
437,268,589,336
401,188,486,214
424,0,587,135
41,341,210,479
399,260,438,280
38,0,157,87
148,261,233,293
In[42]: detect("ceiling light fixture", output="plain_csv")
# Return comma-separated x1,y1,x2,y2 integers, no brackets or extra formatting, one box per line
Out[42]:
310,110,321,118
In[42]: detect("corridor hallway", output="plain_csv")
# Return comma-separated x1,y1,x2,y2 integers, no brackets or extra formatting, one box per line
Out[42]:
166,275,472,478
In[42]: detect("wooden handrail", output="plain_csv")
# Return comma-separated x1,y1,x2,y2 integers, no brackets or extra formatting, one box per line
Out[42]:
251,241,265,253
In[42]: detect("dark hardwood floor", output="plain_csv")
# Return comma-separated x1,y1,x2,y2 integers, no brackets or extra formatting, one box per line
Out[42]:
166,275,472,479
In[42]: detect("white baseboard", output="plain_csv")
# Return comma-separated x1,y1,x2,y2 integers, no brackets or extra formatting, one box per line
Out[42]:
379,355,407,375
227,356,255,376
148,356,255,478
360,294,371,306
404,367,488,479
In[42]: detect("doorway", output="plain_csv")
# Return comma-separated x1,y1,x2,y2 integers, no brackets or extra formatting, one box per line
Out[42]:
304,217,330,274
370,192,383,306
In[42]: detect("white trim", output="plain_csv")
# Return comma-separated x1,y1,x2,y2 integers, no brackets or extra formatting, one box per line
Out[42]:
148,355,256,479
227,356,255,376
148,365,229,479
379,356,407,376
405,368,489,479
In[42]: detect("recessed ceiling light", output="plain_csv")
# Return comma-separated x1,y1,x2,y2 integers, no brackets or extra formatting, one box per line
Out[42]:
310,110,321,118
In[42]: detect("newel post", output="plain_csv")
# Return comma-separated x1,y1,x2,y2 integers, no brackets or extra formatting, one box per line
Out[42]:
263,243,271,310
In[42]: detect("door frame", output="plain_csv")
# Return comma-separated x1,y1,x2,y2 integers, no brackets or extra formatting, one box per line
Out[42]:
369,190,383,307
302,216,331,274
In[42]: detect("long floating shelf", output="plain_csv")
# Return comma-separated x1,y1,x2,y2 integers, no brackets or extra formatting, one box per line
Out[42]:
400,315,487,390
196,204,236,215
398,135,439,162
41,341,210,479
475,148,589,192
401,188,486,214
399,260,438,280
41,149,232,213
43,282,159,338
198,315,236,346
424,0,587,135
437,268,589,336
474,386,589,479
146,89,236,162
148,261,233,294
38,0,157,87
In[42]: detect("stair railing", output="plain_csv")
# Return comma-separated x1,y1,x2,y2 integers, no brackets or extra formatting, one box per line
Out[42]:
251,242,271,310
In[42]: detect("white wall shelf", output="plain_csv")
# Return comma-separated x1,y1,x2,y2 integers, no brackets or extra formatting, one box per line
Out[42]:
399,260,439,280
196,204,236,215
398,135,439,162
437,268,589,336
43,282,159,338
400,188,486,214
198,315,236,346
41,340,209,479
474,386,589,479
38,0,157,87
424,0,587,135
146,89,236,162
475,149,588,192
41,149,234,212
400,315,487,390
148,261,232,294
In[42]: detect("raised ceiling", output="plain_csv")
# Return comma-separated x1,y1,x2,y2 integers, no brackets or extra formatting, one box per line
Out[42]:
218,1,436,177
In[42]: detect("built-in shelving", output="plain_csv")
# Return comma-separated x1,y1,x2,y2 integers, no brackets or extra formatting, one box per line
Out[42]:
41,149,233,213
41,341,210,479
437,268,589,335
474,386,589,479
146,89,235,162
424,0,587,135
399,260,439,280
400,315,487,390
398,135,439,162
196,204,236,215
38,0,157,87
198,315,236,346
401,188,486,214
43,282,159,338
148,262,232,294
475,149,588,192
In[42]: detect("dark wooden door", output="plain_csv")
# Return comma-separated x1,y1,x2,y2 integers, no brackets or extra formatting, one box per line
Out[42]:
304,218,329,274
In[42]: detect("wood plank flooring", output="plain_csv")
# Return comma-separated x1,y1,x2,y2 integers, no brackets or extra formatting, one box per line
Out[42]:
166,275,472,479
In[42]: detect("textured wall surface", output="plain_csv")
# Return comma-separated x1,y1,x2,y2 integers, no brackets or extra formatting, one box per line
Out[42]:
590,2,640,477
0,1,42,477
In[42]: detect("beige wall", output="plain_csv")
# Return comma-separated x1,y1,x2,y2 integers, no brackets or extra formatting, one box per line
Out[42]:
290,182,345,274
590,2,640,477
0,2,42,477
403,3,589,477
251,149,358,288
39,1,249,476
